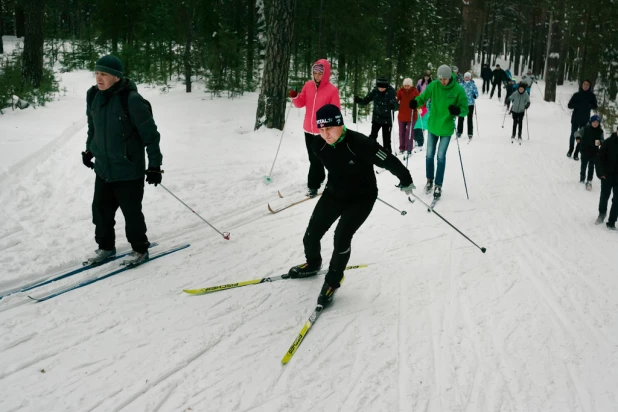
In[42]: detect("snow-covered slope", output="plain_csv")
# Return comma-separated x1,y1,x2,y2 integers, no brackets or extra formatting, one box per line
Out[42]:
1,68,617,412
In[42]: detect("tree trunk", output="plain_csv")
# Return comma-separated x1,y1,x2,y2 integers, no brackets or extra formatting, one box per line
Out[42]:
456,0,476,72
246,0,256,90
557,22,569,86
544,10,561,102
22,0,45,89
254,0,296,130
184,26,193,93
543,11,553,81
0,0,4,54
15,2,25,37
352,56,358,124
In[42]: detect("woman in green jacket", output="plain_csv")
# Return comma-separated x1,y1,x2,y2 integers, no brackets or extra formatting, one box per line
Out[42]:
409,64,468,199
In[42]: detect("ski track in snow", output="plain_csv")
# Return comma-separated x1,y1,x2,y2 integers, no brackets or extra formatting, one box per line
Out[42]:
1,67,618,411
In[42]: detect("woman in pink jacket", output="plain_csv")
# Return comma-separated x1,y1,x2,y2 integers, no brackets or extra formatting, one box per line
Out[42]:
289,59,341,197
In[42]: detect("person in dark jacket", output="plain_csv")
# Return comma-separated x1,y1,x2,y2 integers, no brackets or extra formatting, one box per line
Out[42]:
481,63,492,94
490,64,507,99
287,104,414,307
82,55,163,266
355,77,398,154
595,125,618,229
567,80,598,160
504,78,517,110
574,115,603,189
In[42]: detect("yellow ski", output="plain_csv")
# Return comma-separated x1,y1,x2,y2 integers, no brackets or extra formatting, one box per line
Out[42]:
183,264,367,295
281,306,323,364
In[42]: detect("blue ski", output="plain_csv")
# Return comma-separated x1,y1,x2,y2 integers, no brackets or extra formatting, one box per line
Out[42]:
28,244,190,302
0,243,159,300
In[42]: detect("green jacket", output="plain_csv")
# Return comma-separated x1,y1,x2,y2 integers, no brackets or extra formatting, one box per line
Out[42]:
414,74,468,136
86,79,162,182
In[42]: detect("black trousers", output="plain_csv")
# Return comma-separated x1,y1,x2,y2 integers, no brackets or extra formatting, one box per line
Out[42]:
490,83,502,99
580,155,595,182
305,133,326,190
457,105,475,136
414,128,424,147
93,176,150,253
369,123,392,154
512,112,524,137
303,191,376,287
482,79,490,93
599,180,618,224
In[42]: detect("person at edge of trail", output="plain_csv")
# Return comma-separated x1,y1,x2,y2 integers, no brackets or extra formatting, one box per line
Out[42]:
396,78,420,158
417,70,433,94
290,59,341,197
504,78,518,111
481,63,492,94
413,103,430,153
575,115,604,190
507,82,530,143
490,64,507,100
457,72,479,141
409,64,469,199
567,79,598,161
287,104,414,307
595,124,618,230
82,55,163,266
354,77,398,154
452,66,464,84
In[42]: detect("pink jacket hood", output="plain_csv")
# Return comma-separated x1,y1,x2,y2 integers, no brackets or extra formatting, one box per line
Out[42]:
292,59,341,134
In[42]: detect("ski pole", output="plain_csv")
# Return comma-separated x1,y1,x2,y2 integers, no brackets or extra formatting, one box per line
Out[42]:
159,184,231,240
474,105,480,137
263,100,294,184
408,195,486,253
525,109,530,140
535,82,544,99
377,197,407,216
454,135,470,200
501,107,508,128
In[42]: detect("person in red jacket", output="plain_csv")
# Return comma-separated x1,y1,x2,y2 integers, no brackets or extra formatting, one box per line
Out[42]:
396,78,419,158
289,59,341,197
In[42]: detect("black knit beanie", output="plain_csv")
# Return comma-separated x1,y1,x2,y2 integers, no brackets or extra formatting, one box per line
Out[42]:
316,104,344,129
94,55,124,78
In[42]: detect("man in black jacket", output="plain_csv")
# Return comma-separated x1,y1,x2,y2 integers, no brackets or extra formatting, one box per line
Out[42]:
354,77,398,154
83,55,163,266
567,80,598,160
481,63,492,94
595,125,618,229
288,104,414,307
490,64,507,99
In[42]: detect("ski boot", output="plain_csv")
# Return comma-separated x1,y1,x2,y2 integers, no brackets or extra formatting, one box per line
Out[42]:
424,179,433,194
456,132,462,139
317,279,341,308
468,134,473,141
433,185,442,199
607,222,617,231
586,181,592,191
574,154,579,161
288,261,322,279
84,248,116,266
595,213,605,225
122,250,149,267
511,135,515,143
566,151,572,158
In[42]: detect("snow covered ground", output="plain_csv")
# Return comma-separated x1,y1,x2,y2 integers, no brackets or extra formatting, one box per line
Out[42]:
1,56,617,411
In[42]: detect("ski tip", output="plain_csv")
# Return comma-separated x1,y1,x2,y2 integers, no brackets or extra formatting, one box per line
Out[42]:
277,190,284,198
267,204,276,213
27,295,39,302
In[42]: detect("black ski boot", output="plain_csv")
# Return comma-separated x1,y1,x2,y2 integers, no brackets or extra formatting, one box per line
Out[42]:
317,280,340,308
424,179,433,194
288,261,322,279
607,222,617,231
595,213,606,225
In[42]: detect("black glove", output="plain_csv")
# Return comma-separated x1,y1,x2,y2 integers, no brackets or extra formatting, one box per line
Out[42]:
354,96,362,104
145,166,163,186
525,103,530,109
82,151,94,169
448,105,461,116
409,99,418,110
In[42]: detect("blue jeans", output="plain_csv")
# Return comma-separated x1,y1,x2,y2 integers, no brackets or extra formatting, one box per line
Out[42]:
426,132,452,186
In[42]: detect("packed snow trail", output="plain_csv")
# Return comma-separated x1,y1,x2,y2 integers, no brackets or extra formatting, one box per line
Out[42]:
1,67,617,412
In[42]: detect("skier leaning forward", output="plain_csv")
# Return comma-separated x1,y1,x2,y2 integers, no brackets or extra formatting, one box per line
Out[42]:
409,64,468,199
287,104,415,307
